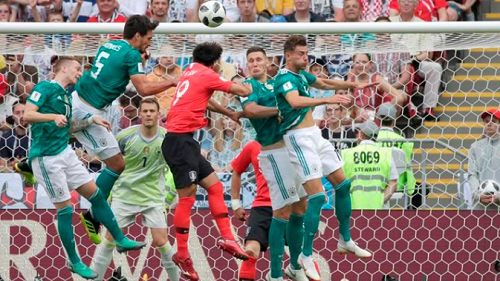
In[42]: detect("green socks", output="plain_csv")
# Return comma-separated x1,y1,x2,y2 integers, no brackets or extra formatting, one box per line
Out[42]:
269,217,287,278
303,193,325,257
87,189,125,242
286,213,304,270
334,179,352,242
95,168,120,200
57,206,81,265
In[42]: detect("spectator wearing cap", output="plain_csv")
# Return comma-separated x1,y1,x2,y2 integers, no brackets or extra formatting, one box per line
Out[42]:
341,120,400,209
390,0,443,120
467,109,500,210
150,0,169,22
237,0,257,22
284,0,326,22
376,102,416,198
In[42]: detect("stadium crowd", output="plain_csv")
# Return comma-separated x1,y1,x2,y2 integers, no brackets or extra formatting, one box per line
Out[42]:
0,0,496,211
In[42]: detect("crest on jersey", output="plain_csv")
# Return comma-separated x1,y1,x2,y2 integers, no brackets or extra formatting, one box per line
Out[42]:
143,147,150,154
137,63,144,73
265,83,273,91
189,171,197,182
283,82,292,91
30,91,41,102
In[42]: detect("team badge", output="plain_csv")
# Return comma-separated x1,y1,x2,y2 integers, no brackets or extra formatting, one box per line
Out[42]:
189,171,197,182
99,138,107,147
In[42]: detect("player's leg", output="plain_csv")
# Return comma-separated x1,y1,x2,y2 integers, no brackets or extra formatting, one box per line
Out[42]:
31,154,97,279
285,197,309,281
14,159,36,184
239,206,271,281
198,171,248,260
143,205,180,281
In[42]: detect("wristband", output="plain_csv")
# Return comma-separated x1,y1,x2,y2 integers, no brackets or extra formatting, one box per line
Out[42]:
231,199,242,210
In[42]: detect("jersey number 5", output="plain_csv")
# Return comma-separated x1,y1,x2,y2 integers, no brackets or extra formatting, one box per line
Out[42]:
91,51,110,79
172,80,190,106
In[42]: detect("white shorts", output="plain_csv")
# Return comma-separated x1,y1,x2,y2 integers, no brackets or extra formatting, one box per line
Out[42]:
32,146,93,204
71,91,120,160
111,201,168,229
283,126,343,184
258,147,307,211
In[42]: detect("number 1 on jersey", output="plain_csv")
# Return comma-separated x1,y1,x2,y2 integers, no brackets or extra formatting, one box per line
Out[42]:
91,51,110,79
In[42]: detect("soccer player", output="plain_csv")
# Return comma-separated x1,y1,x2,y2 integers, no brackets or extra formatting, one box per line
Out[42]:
274,35,373,280
162,42,251,281
231,141,274,281
237,46,311,281
23,57,146,280
73,15,177,244
92,98,179,281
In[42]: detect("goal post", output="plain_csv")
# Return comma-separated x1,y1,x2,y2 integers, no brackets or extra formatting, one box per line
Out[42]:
0,22,500,281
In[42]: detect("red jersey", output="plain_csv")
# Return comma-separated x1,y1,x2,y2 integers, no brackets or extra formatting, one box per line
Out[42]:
389,0,448,22
351,74,390,112
166,63,233,133
87,12,127,40
231,141,272,208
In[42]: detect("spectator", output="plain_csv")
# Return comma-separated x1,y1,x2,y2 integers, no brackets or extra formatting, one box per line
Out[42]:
376,102,416,198
359,0,391,22
45,12,71,53
349,53,406,121
10,0,62,22
87,0,127,23
150,0,169,22
237,0,257,22
468,109,500,210
116,0,148,17
389,0,448,21
255,0,293,16
0,1,15,22
5,54,38,103
309,59,334,98
0,102,29,172
285,0,326,22
66,0,99,22
187,0,240,22
310,0,343,21
119,90,142,130
147,49,181,117
447,0,476,21
390,1,443,120
22,35,57,81
167,0,188,22
320,101,357,150
341,120,399,209
210,113,248,173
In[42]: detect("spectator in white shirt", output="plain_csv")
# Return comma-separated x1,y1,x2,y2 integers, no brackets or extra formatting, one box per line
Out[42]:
116,0,148,17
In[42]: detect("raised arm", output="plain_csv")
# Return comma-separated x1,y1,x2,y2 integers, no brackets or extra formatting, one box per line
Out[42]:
312,77,378,91
130,74,177,97
285,90,351,109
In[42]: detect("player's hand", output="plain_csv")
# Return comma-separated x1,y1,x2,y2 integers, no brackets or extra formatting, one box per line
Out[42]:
54,115,67,128
141,49,151,64
325,95,351,105
243,82,253,96
480,194,493,204
228,111,243,126
234,208,246,221
493,194,500,204
92,116,111,132
76,0,84,5
354,81,379,89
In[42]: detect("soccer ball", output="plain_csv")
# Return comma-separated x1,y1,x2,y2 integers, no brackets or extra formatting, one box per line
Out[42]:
479,180,500,195
199,0,226,28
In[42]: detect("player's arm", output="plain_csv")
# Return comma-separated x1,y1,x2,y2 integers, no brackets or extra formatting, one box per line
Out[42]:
207,99,243,123
242,102,279,119
227,82,252,97
24,103,67,127
69,116,111,133
384,158,400,204
285,90,351,109
312,77,378,91
130,74,177,97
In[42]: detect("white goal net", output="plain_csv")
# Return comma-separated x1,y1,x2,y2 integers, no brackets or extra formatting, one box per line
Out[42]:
0,22,500,281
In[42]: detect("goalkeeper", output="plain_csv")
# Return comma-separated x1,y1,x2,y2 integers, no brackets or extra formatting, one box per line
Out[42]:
92,98,179,281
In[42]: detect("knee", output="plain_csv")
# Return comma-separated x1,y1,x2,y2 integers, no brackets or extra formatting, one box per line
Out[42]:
273,205,291,220
153,237,169,248
105,155,125,174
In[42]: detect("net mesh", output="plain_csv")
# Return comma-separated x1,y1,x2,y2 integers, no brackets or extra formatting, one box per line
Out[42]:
1,29,500,281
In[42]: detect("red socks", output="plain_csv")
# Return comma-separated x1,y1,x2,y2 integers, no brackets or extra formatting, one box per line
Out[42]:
207,182,234,239
239,256,257,280
174,197,195,260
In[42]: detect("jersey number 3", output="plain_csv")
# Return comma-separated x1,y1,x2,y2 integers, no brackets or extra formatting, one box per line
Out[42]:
91,51,110,79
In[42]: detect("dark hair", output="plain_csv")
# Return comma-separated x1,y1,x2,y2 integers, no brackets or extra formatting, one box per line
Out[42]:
123,15,159,40
246,46,267,57
53,57,79,73
375,16,391,22
284,35,307,55
353,53,372,61
119,90,142,108
139,97,160,111
192,42,223,67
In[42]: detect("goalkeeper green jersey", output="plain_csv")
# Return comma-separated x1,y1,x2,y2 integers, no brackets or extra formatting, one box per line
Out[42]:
75,40,144,110
112,125,170,206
